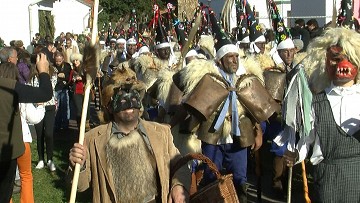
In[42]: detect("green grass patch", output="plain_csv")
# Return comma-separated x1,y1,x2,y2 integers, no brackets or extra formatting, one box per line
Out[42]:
11,129,91,203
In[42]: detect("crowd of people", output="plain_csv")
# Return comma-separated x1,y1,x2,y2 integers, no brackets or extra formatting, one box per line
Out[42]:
1,0,360,203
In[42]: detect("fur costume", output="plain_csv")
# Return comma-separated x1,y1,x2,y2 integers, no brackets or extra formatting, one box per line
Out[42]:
293,52,308,67
99,50,109,64
133,55,161,90
256,53,276,70
179,55,264,144
171,124,202,155
302,27,360,94
198,35,215,59
98,66,146,124
106,130,157,202
151,58,182,110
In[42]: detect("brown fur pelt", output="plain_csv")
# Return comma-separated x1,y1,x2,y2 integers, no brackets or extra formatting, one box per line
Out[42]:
98,66,146,123
106,131,157,202
303,27,360,94
82,45,98,81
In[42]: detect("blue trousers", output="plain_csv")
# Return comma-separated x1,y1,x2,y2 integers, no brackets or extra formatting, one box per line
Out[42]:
201,141,248,186
55,89,69,129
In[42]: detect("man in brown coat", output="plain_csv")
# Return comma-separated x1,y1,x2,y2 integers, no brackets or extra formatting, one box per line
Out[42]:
68,67,190,203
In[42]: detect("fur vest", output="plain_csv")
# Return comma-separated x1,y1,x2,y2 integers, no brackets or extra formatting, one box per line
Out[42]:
106,130,158,202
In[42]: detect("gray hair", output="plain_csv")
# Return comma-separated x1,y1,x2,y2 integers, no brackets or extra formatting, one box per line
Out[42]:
0,47,15,63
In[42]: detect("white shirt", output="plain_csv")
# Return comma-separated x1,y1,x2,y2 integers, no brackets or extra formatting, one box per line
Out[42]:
297,83,360,165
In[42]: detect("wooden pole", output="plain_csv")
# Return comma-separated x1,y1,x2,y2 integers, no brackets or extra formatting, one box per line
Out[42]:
287,166,292,203
331,0,337,28
301,161,311,203
69,0,99,202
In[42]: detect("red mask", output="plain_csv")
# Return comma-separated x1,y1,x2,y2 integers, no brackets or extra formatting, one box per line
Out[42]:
326,45,358,83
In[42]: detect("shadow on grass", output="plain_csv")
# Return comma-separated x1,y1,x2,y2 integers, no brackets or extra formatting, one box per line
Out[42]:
51,121,92,203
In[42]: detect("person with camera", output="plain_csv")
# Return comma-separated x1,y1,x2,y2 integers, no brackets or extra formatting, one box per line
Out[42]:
0,51,52,202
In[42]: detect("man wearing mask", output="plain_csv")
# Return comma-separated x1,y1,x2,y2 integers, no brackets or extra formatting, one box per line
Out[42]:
68,67,190,203
284,27,360,202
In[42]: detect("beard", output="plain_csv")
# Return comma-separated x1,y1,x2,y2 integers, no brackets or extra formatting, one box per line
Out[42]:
115,108,139,123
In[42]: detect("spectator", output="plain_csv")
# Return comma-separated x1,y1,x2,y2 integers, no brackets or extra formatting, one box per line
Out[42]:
63,37,80,64
40,40,57,65
294,19,310,52
306,18,323,40
54,51,72,130
0,47,18,64
30,58,58,172
69,53,91,131
0,53,52,203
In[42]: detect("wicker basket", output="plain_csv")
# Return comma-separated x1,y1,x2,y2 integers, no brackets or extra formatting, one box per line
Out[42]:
171,153,240,203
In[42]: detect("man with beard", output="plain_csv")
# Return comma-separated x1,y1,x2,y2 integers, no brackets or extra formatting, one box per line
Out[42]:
284,27,360,202
68,67,190,203
178,11,270,202
109,37,138,70
115,38,126,62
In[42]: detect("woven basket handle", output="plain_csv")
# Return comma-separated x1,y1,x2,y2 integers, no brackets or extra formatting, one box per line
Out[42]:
171,153,221,180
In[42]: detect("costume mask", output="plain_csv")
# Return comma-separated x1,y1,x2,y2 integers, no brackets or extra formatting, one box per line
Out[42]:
326,45,358,83
110,86,142,113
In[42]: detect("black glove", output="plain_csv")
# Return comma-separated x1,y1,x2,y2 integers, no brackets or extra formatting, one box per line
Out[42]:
283,150,299,167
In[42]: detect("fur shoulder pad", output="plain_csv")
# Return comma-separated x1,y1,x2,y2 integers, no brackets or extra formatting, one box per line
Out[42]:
256,54,276,70
241,56,264,83
180,59,220,94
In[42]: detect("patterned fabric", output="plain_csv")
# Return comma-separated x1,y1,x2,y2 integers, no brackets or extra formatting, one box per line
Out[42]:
28,75,57,106
312,92,360,202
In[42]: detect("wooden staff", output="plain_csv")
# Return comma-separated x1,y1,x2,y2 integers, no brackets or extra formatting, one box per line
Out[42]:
287,166,293,203
331,0,337,28
301,160,311,203
69,0,99,202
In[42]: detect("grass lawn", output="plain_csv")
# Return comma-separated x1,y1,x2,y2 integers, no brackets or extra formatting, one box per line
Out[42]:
11,125,92,203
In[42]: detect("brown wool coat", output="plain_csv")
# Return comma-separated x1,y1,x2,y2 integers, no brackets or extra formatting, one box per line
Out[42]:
69,119,190,203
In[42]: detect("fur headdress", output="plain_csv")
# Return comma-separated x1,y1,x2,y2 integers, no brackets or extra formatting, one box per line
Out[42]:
99,66,146,123
303,27,360,94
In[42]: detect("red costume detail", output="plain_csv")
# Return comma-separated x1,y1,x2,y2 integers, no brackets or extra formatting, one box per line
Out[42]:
326,45,358,82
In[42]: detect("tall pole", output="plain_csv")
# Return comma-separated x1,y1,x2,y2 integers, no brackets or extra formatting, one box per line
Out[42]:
69,1,99,203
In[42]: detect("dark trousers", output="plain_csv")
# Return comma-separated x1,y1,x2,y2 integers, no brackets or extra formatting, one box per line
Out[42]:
55,89,69,129
273,155,287,190
201,142,248,185
73,93,90,129
0,159,17,202
73,93,90,118
35,106,56,161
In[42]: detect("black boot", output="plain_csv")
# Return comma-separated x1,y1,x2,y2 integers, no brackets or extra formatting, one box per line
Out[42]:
236,184,247,203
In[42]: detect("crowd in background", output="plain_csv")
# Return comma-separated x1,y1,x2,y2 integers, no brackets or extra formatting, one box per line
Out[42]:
1,2,360,200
